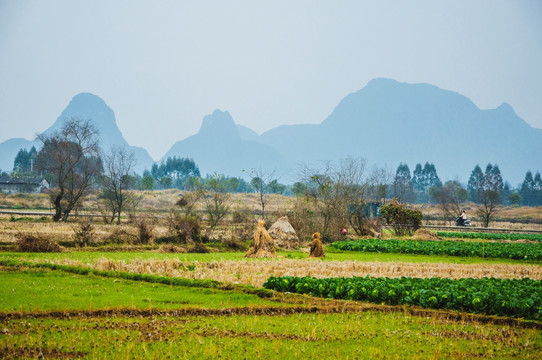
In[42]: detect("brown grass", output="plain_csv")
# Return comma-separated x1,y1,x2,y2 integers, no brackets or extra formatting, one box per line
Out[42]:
45,258,542,288
16,233,63,252
413,228,440,240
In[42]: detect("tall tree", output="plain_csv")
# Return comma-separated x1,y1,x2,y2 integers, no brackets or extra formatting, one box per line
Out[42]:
467,165,484,203
484,164,504,194
411,163,424,193
534,172,542,206
151,156,200,189
520,171,535,206
13,146,37,174
476,163,503,227
393,163,414,203
35,118,101,222
423,162,442,189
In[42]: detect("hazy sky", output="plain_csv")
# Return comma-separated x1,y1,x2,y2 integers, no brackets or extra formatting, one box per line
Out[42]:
1,0,541,160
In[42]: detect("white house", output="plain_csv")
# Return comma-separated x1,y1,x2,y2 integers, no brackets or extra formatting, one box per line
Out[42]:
0,177,49,194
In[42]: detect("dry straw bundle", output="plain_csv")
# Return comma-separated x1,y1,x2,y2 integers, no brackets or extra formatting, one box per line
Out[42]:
268,216,299,249
245,220,276,258
309,232,325,258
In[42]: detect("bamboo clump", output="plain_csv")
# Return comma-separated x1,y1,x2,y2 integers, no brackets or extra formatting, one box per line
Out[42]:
244,220,276,258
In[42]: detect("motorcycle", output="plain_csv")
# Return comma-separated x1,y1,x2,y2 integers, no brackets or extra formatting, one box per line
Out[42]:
455,217,471,227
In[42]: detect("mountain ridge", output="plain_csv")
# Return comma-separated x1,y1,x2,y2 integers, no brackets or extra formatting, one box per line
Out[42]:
0,93,154,174
1,79,540,185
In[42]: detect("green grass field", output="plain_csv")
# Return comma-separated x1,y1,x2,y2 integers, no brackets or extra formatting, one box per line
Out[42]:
3,246,540,265
1,246,541,359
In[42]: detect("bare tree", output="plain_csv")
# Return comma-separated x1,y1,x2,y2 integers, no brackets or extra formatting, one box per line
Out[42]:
298,157,371,240
477,190,500,228
35,118,101,222
99,146,137,224
201,174,233,231
247,168,276,220
429,180,469,224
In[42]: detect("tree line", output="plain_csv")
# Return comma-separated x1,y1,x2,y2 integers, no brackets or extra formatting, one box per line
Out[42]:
4,117,541,227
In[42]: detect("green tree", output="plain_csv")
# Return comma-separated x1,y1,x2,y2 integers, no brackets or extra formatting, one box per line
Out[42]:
151,156,200,189
467,165,484,203
13,146,37,174
508,192,522,206
139,171,155,191
379,198,422,236
268,179,286,194
291,182,307,197
393,163,414,203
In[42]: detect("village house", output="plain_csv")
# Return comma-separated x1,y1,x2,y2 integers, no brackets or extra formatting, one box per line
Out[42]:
0,177,49,194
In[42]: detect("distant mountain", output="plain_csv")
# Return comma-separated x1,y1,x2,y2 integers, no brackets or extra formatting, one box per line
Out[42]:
2,80,540,185
257,78,542,184
163,110,289,177
236,124,260,142
0,93,154,174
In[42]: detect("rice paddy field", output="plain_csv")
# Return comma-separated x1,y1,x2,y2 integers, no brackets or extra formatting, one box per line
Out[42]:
0,193,541,359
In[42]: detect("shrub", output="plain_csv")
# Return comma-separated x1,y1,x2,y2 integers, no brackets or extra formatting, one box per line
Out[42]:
73,219,95,247
106,228,137,245
287,199,322,241
166,211,201,244
188,242,210,253
157,244,187,253
129,215,155,245
379,198,422,236
16,233,63,252
223,237,247,251
232,208,251,224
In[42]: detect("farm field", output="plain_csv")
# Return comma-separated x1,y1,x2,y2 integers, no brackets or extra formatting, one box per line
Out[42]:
1,244,541,359
1,258,541,359
0,192,541,359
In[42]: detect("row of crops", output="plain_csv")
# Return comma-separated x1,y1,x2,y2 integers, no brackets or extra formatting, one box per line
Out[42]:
436,231,542,242
329,239,542,260
263,275,542,320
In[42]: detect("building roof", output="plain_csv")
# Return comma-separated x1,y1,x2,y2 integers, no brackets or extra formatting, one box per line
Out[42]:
0,177,48,186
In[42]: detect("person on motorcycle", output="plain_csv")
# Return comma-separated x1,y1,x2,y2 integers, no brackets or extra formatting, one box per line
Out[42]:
456,210,469,226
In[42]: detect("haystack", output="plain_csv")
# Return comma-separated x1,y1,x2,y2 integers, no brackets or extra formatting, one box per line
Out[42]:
308,232,325,258
268,216,300,249
245,220,277,258
413,228,440,241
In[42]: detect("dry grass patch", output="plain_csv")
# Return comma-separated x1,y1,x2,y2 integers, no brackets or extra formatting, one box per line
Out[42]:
16,233,63,252
43,258,542,288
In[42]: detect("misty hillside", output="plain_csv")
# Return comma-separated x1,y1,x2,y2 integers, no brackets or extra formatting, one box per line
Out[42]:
257,78,542,184
1,79,540,184
162,110,289,176
0,93,154,174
